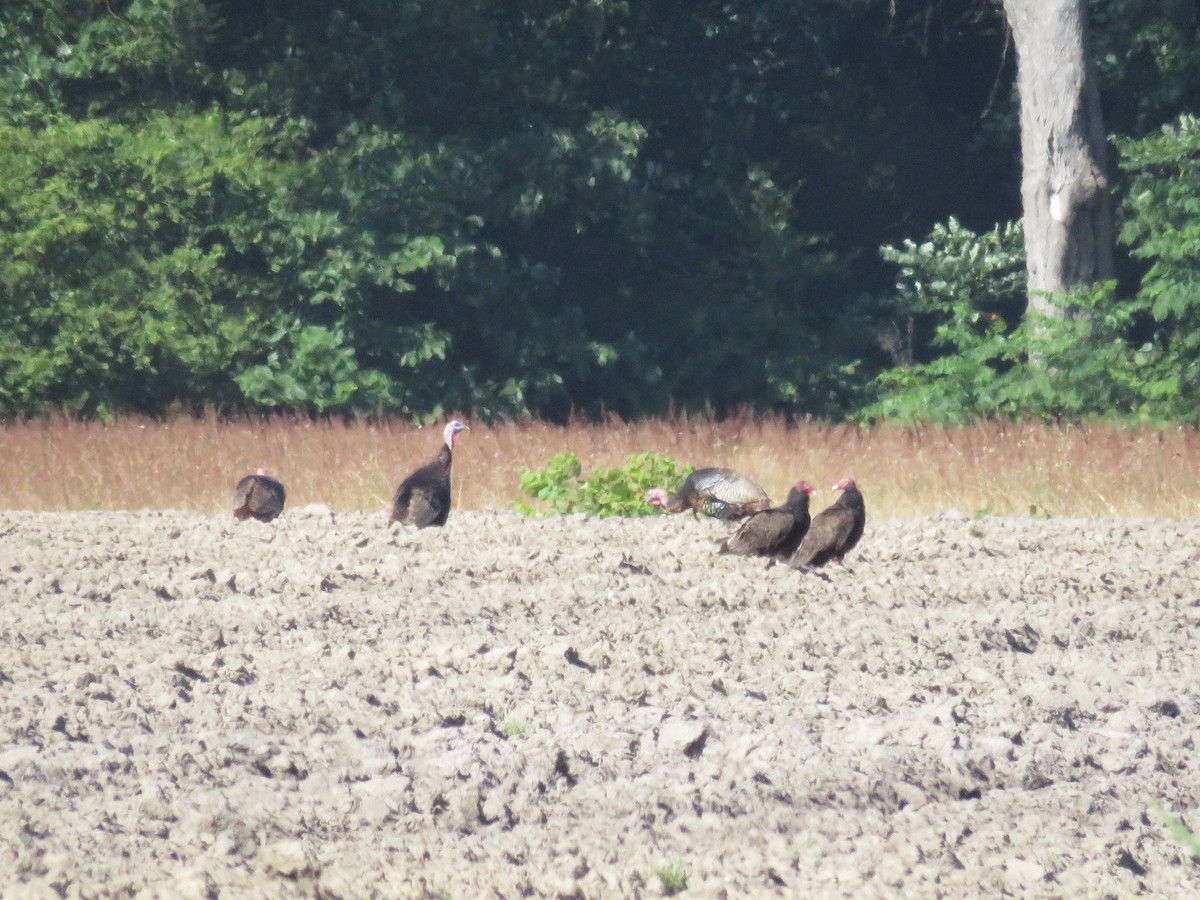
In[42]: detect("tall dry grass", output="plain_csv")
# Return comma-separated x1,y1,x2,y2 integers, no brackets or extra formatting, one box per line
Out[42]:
2,414,1197,518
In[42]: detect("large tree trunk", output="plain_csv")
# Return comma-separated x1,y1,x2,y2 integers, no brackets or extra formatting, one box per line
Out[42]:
1003,0,1113,319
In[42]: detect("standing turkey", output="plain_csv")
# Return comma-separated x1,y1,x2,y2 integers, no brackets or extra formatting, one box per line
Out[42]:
388,420,468,528
232,469,286,522
645,467,771,520
718,480,815,559
788,477,865,569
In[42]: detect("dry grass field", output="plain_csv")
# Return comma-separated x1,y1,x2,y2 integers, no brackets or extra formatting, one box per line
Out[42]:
1,414,1197,518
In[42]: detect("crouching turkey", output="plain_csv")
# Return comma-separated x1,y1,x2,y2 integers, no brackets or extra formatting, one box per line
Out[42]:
232,469,286,522
645,467,772,520
388,420,468,528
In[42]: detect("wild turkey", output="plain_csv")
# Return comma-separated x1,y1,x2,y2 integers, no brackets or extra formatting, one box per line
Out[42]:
232,469,286,522
387,420,468,528
788,477,865,569
718,480,815,559
645,467,771,520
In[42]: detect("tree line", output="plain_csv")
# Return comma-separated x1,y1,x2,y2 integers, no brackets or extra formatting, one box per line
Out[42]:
1,1,1198,423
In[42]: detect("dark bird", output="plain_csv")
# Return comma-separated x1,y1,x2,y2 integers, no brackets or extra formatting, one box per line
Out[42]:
645,467,771,520
388,420,468,528
232,469,286,522
718,480,816,559
788,477,866,569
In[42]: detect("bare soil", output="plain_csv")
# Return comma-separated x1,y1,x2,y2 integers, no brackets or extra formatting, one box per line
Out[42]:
2,508,1198,897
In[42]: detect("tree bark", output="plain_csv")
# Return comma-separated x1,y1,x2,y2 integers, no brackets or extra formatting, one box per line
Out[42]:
1003,0,1113,319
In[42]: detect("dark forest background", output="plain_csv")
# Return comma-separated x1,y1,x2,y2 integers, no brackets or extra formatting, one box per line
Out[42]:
2,1,1199,423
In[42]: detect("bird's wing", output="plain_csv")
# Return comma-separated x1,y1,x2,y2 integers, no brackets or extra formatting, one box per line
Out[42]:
266,477,286,509
773,510,811,559
720,510,795,556
256,488,284,520
690,469,770,505
390,458,445,522
791,508,854,567
389,481,414,525
828,507,857,551
404,489,444,527
231,477,255,518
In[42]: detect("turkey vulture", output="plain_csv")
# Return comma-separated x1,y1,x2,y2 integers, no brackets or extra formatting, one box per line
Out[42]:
788,477,865,569
232,469,286,522
718,480,815,559
387,420,468,528
645,467,771,519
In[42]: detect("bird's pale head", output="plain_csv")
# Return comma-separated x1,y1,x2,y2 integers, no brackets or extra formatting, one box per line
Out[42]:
833,477,856,492
444,420,469,448
645,487,670,508
794,480,816,495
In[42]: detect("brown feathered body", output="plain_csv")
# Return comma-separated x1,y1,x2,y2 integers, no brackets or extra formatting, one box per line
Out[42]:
648,467,771,520
719,481,814,558
232,471,286,522
388,421,467,528
789,478,865,568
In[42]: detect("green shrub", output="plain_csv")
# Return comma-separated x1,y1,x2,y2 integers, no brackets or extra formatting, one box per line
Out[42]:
1114,113,1200,421
515,452,689,517
861,217,1026,424
863,191,1200,425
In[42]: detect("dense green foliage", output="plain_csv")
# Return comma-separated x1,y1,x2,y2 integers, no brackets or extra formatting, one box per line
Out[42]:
1114,114,1200,419
516,451,687,517
864,113,1200,425
0,1,1197,423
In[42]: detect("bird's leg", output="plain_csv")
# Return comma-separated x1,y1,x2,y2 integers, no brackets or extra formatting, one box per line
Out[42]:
793,564,832,582
799,566,831,582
